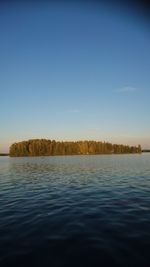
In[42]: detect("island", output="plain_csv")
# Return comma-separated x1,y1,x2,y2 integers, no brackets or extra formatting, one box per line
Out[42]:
9,139,142,157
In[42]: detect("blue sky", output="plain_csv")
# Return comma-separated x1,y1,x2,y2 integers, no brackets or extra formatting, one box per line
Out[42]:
0,2,150,152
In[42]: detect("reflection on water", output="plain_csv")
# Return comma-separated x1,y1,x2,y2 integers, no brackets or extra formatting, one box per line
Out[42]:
0,154,150,266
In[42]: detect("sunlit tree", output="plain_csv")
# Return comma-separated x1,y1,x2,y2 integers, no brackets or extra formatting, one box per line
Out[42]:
9,139,142,156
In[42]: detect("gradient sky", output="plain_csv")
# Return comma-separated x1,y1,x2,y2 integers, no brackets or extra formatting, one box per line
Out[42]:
0,2,150,152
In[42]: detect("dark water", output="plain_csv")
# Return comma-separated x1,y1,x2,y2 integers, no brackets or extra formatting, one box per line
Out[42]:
0,154,150,267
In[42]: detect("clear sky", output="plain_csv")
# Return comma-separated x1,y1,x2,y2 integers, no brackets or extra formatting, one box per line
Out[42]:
0,1,150,152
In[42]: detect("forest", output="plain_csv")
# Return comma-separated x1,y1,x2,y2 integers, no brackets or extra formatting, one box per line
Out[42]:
9,139,142,157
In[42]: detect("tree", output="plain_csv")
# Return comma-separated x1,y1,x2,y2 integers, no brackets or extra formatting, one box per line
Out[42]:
9,139,142,157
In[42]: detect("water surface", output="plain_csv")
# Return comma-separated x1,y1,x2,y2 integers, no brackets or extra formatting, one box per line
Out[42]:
0,154,150,266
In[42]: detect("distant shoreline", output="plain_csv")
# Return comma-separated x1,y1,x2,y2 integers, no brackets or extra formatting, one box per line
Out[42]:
0,151,150,157
1,151,150,157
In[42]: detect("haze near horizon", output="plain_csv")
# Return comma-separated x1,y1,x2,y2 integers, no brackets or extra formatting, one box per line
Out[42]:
0,1,150,152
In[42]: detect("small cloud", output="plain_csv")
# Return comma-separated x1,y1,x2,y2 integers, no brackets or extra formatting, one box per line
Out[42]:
56,109,80,115
67,109,80,113
116,86,138,93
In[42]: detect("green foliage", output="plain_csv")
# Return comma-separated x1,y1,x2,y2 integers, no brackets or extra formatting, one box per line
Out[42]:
9,139,142,157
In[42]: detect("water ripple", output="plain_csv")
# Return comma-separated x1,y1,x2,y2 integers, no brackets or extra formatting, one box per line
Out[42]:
0,154,150,266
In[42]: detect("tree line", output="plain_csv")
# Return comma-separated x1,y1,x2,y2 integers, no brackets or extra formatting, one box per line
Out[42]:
9,139,142,157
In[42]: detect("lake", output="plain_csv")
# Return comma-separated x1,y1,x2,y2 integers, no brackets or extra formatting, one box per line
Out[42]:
0,154,150,266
